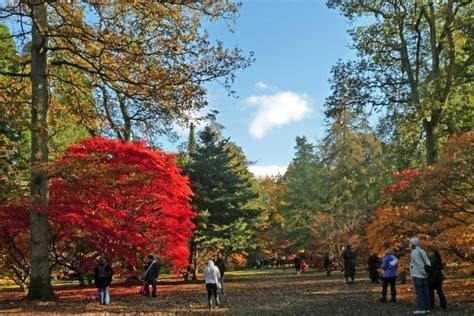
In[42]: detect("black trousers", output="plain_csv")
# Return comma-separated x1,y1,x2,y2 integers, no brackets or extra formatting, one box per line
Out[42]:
145,278,157,297
429,280,447,309
206,283,219,308
382,276,397,300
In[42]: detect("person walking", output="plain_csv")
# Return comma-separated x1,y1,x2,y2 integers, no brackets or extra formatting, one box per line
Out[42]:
380,249,398,303
143,255,159,298
368,253,380,284
410,237,431,314
94,257,113,305
342,245,356,284
204,260,221,311
323,252,332,276
428,249,447,310
214,253,226,294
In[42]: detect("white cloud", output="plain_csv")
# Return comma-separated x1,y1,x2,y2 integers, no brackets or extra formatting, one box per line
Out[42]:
255,81,270,90
249,165,287,178
246,91,312,139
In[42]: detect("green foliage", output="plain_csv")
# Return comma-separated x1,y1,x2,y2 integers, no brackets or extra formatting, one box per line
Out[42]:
187,123,258,254
327,1,474,164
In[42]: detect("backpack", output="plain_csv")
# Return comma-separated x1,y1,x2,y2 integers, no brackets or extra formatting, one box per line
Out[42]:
98,265,108,279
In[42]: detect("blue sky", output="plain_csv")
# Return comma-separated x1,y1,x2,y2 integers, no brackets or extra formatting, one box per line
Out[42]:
171,1,356,176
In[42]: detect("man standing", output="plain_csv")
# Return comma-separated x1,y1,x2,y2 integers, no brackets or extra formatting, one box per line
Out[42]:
342,245,356,284
94,257,113,305
323,252,332,276
144,255,159,298
214,253,226,294
410,237,431,314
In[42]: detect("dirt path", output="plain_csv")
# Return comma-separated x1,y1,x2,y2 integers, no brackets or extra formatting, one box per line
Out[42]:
0,270,473,315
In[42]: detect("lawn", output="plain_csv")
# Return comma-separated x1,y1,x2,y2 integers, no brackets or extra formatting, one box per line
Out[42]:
0,269,473,315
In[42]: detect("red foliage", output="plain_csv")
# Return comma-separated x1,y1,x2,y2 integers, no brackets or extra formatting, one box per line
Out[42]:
382,168,420,196
48,137,195,272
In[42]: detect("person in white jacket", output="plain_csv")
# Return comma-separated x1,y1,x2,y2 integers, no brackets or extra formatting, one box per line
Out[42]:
204,260,221,311
410,237,431,314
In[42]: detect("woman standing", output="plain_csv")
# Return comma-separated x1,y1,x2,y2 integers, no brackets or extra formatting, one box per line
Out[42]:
428,249,447,309
204,260,221,311
380,249,398,303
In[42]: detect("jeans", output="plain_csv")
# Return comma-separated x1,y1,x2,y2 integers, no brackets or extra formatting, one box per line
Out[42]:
382,276,397,300
429,280,447,309
98,287,108,304
413,277,430,311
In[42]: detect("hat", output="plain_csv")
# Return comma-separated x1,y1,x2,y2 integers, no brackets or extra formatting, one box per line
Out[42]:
410,237,420,246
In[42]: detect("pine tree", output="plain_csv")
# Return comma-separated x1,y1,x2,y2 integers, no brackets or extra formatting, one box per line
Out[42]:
186,123,257,271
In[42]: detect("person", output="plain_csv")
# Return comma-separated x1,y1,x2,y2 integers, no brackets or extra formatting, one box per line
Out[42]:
368,253,380,284
214,253,226,294
204,260,221,311
342,245,356,284
410,237,431,314
323,252,331,276
94,257,113,305
300,259,308,273
428,249,447,309
380,249,398,303
294,256,301,274
143,255,159,298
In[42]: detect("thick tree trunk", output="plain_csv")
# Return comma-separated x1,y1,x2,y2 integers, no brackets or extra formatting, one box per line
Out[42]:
26,0,55,300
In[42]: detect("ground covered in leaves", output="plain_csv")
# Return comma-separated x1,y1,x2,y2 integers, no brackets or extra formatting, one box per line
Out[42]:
0,269,473,315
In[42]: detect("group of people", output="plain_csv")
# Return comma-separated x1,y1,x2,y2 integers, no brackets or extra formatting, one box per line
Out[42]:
366,237,447,314
93,239,447,314
93,254,159,305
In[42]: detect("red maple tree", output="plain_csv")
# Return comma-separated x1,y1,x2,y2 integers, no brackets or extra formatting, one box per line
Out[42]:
49,137,195,273
0,137,195,288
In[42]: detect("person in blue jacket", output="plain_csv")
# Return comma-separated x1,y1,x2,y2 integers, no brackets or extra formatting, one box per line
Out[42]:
380,248,398,303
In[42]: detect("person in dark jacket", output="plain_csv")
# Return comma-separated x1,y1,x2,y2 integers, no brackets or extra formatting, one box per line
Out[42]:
428,249,447,309
323,252,332,276
214,253,226,294
294,256,302,274
342,245,356,284
367,253,380,284
380,249,398,303
144,254,159,298
94,257,113,305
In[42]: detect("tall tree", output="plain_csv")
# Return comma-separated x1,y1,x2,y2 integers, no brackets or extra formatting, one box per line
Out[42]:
281,136,324,249
327,1,473,165
186,123,257,276
0,1,251,299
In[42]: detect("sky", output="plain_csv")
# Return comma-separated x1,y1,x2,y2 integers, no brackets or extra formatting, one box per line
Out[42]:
167,1,357,177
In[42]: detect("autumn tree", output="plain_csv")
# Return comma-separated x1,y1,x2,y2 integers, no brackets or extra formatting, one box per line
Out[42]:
367,131,474,270
0,1,251,299
327,1,473,165
0,137,195,289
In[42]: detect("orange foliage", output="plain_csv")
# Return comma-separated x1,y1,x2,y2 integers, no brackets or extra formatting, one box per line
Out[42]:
367,131,474,272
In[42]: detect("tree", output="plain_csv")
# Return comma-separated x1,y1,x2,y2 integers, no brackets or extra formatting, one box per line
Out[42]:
367,131,474,269
327,1,473,165
0,137,195,289
280,136,323,249
0,1,251,299
186,123,257,277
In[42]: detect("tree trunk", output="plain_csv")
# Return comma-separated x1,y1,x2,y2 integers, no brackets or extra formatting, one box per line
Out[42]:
423,120,437,165
26,0,55,300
